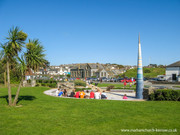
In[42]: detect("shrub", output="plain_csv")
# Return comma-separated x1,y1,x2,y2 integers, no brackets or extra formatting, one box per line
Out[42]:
48,83,57,88
75,88,91,92
149,90,180,101
43,80,49,83
41,83,47,86
35,83,41,87
106,85,114,91
144,69,151,73
74,80,86,87
27,80,31,83
37,80,43,83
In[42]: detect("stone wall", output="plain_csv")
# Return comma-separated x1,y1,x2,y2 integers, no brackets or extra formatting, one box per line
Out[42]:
143,87,156,99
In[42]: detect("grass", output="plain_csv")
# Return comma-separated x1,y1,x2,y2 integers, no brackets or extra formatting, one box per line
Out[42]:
0,87,180,135
173,86,180,88
124,68,165,78
93,83,136,88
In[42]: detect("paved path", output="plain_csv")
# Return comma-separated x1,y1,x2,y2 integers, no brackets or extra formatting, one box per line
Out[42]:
44,88,145,101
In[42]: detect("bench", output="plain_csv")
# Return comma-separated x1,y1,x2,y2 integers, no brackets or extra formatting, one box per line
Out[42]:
110,89,134,93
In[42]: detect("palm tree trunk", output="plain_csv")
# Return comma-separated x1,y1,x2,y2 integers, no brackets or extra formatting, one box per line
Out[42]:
4,70,7,87
7,61,12,106
13,76,23,106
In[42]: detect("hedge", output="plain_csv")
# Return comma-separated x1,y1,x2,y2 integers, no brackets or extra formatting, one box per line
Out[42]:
74,80,86,87
48,83,57,88
149,90,180,101
75,88,91,92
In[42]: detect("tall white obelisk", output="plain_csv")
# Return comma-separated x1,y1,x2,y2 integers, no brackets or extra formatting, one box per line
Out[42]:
136,33,144,99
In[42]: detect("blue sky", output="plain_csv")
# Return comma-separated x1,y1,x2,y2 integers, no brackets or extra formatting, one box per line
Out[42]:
0,0,180,66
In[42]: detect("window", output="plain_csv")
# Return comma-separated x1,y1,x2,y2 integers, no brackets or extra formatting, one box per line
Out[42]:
101,72,103,76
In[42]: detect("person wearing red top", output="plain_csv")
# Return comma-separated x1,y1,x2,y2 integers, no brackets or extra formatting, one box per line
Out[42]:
123,79,127,88
75,91,80,98
90,91,95,99
123,94,128,99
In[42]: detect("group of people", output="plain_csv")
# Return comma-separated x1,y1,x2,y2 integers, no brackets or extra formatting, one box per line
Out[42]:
56,89,107,99
56,88,128,100
56,89,68,97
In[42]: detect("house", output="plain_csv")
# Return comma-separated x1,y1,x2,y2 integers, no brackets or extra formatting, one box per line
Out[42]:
88,63,104,77
70,64,91,78
166,61,180,82
25,68,35,80
96,68,115,78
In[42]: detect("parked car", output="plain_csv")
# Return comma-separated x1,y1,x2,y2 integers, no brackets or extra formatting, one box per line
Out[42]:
106,78,111,82
91,78,98,81
101,77,107,82
149,78,158,81
116,78,124,82
121,78,135,83
157,75,166,81
110,78,117,82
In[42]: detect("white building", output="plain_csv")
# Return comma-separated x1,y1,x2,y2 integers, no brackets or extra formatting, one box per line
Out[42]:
166,61,180,82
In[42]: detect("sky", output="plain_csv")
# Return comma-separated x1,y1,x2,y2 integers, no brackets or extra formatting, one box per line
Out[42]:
0,0,180,66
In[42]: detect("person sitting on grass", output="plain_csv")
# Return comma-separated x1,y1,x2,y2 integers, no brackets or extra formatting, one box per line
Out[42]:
123,94,128,99
90,90,95,99
64,89,67,97
56,88,60,96
80,90,86,99
75,91,80,98
84,90,90,99
101,91,107,99
58,89,64,97
94,89,101,99
69,89,75,97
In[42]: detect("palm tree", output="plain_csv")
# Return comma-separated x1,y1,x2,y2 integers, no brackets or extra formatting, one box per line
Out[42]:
12,39,48,106
0,26,27,106
25,39,48,72
13,56,27,106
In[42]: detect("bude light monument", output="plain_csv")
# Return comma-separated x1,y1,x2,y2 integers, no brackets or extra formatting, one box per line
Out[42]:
136,33,144,99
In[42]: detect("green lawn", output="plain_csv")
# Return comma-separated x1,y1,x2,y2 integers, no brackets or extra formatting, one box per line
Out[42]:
124,68,165,78
93,83,136,88
0,87,180,135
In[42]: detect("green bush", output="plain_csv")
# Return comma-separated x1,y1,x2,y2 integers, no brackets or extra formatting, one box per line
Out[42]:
144,69,151,73
74,80,86,87
75,88,91,92
35,83,41,87
38,80,43,83
27,80,31,83
41,83,47,86
48,83,57,88
106,85,114,91
43,80,49,83
149,90,180,101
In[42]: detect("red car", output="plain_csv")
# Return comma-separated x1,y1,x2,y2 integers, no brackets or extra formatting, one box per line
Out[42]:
121,78,135,83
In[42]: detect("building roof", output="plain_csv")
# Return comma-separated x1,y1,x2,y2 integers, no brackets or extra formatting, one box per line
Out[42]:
106,70,115,76
88,63,104,69
96,68,103,72
70,64,88,69
167,61,180,67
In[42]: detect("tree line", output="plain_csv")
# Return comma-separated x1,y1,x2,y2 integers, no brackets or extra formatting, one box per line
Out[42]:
0,26,48,106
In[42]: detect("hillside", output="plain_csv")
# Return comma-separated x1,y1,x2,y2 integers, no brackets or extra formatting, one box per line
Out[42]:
123,68,165,78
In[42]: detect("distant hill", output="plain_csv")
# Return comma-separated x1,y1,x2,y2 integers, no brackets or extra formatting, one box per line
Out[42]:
122,68,165,78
